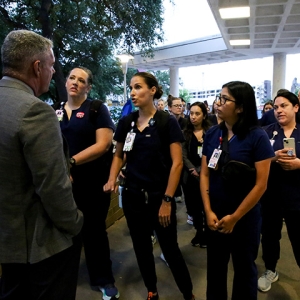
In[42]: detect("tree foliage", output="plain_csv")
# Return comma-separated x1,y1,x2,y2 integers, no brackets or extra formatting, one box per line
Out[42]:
147,69,170,97
0,0,166,102
179,88,191,102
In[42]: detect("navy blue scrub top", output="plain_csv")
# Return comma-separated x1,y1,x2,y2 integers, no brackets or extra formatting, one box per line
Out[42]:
263,122,300,210
114,111,184,190
202,125,274,214
59,100,115,173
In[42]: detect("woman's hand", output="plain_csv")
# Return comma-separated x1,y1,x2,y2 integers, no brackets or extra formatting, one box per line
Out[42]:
276,148,300,170
159,201,171,227
205,210,220,231
189,168,199,177
278,156,300,170
103,179,118,193
217,214,238,234
275,148,295,160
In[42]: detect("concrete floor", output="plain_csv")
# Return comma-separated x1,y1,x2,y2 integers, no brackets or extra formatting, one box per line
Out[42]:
76,201,300,300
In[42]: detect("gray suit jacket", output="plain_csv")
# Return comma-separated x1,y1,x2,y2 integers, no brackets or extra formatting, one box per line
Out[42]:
0,77,83,264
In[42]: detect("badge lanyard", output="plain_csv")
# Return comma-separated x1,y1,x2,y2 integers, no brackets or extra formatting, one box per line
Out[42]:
123,121,136,152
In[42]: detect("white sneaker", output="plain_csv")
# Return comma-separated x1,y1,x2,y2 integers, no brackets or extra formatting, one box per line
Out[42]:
160,252,169,267
187,215,193,225
258,269,279,292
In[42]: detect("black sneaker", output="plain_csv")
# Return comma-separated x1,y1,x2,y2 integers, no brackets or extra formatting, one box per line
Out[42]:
191,234,207,248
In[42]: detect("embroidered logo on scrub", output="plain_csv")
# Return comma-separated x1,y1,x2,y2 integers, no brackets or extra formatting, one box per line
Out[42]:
76,112,85,118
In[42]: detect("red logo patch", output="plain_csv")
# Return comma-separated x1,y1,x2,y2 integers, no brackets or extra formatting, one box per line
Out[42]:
76,112,85,118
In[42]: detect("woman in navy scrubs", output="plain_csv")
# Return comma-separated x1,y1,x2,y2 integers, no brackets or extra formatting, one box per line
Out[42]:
104,72,195,300
56,67,118,300
200,81,274,300
258,91,300,292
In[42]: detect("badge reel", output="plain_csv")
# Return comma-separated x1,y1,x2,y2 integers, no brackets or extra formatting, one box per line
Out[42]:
55,102,65,122
123,121,136,152
270,131,278,147
56,110,64,121
197,146,203,158
208,136,223,169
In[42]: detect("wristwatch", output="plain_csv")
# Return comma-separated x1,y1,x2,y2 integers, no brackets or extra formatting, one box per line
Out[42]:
69,157,76,167
163,195,173,202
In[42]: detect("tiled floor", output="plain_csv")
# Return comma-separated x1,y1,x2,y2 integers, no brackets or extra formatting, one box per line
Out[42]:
76,202,300,300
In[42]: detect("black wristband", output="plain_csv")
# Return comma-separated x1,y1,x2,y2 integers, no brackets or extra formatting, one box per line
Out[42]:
70,157,76,167
163,195,173,202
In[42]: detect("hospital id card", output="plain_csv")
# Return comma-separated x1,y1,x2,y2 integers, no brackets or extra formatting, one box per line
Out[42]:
208,149,222,169
123,132,136,151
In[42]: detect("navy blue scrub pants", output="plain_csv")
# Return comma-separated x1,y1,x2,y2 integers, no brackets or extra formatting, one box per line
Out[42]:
206,204,261,300
261,206,300,271
72,174,115,287
122,186,193,300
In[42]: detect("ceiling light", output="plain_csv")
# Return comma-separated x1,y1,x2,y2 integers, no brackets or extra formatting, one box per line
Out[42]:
219,6,250,19
230,39,250,46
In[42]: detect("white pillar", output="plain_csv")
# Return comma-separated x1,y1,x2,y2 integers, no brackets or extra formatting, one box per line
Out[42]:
272,53,286,98
169,67,179,97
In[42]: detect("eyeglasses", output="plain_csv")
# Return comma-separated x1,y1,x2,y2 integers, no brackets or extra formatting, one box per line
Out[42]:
216,94,236,105
172,104,183,108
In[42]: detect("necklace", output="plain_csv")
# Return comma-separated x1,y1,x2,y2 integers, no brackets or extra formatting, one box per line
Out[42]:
194,129,203,143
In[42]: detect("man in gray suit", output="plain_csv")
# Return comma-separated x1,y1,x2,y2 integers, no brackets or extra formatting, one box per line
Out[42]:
0,30,83,299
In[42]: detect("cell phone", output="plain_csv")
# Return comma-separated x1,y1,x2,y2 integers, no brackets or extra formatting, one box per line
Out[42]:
283,138,296,155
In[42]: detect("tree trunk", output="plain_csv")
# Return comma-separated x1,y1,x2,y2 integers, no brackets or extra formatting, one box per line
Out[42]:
53,49,67,102
38,0,66,103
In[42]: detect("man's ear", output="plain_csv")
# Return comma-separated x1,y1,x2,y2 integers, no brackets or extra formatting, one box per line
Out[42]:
33,60,41,77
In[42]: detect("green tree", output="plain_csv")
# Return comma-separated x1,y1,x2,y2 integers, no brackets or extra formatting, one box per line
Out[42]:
0,0,167,102
151,70,170,97
179,88,191,102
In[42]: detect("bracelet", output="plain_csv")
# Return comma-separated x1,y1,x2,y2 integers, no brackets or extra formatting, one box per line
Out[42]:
163,195,173,202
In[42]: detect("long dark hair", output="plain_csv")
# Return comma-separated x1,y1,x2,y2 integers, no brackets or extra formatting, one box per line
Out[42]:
220,81,258,139
183,102,211,142
262,100,274,115
274,91,300,123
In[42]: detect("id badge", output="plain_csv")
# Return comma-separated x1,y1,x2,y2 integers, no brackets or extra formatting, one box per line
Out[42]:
56,109,64,121
208,149,222,169
270,139,275,147
197,146,203,158
123,132,136,151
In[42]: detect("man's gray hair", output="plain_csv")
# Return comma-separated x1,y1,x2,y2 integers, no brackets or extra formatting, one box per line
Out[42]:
1,30,53,74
